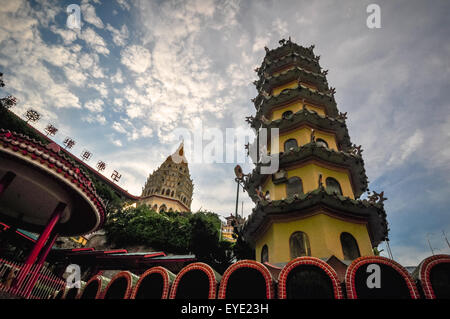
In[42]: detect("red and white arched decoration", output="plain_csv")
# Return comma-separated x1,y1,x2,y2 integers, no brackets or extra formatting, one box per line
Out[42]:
218,260,275,299
169,262,219,299
131,266,172,299
416,254,450,299
278,257,343,299
77,274,104,299
345,256,420,299
101,271,136,299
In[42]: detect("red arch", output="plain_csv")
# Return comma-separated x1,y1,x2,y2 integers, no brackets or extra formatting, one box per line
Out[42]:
77,274,106,299
218,260,274,299
169,262,219,299
278,257,343,299
131,266,173,299
416,254,450,299
101,271,136,299
345,256,420,299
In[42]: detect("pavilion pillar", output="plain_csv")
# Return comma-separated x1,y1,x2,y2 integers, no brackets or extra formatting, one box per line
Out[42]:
23,202,66,265
13,202,66,294
22,231,60,298
0,171,16,196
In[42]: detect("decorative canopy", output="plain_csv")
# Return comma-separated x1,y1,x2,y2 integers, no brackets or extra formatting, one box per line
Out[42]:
0,129,106,236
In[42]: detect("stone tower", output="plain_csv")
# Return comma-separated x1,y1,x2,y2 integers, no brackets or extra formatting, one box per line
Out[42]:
241,39,388,265
140,143,193,212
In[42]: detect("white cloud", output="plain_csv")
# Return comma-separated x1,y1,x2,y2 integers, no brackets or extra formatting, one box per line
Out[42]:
116,0,131,11
120,45,151,73
111,69,124,83
112,121,127,134
84,99,104,113
106,23,129,46
81,27,109,55
81,2,104,29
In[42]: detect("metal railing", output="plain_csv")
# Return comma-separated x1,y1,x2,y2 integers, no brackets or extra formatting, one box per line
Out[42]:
0,258,65,299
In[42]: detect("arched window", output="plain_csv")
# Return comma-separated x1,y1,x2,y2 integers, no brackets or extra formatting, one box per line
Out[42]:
289,231,311,258
161,188,165,195
340,232,360,260
152,204,158,211
316,138,328,148
171,190,174,197
286,177,303,197
282,110,293,119
284,139,298,152
166,189,171,196
159,205,167,213
261,245,269,263
325,177,343,195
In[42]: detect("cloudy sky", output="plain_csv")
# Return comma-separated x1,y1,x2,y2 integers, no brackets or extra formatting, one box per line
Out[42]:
0,0,449,265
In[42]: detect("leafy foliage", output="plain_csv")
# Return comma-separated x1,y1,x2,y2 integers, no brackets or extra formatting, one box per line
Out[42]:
104,206,235,273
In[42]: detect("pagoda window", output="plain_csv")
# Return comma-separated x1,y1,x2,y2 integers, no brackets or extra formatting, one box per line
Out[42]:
286,177,303,197
316,138,328,148
325,177,343,195
340,232,360,260
261,245,269,263
282,110,293,119
289,231,311,258
284,139,298,152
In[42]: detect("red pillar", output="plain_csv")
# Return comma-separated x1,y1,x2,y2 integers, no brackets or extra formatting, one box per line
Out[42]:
13,202,66,294
0,171,16,196
22,231,60,298
23,202,66,265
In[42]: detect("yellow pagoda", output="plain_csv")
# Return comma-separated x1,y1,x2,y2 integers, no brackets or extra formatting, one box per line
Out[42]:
241,39,388,265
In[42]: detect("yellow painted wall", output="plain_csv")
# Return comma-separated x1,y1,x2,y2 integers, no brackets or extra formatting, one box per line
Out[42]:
272,80,298,96
271,126,338,153
272,81,318,97
255,213,373,263
270,101,326,120
262,162,355,200
272,65,295,77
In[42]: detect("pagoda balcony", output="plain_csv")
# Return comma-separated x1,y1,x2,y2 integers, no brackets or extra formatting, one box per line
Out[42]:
241,187,388,249
254,65,329,94
258,51,322,78
253,84,339,118
252,107,353,151
245,142,369,198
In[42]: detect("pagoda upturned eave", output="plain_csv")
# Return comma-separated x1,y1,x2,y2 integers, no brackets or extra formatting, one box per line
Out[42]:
254,65,329,95
241,188,388,248
251,108,352,151
254,86,339,118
